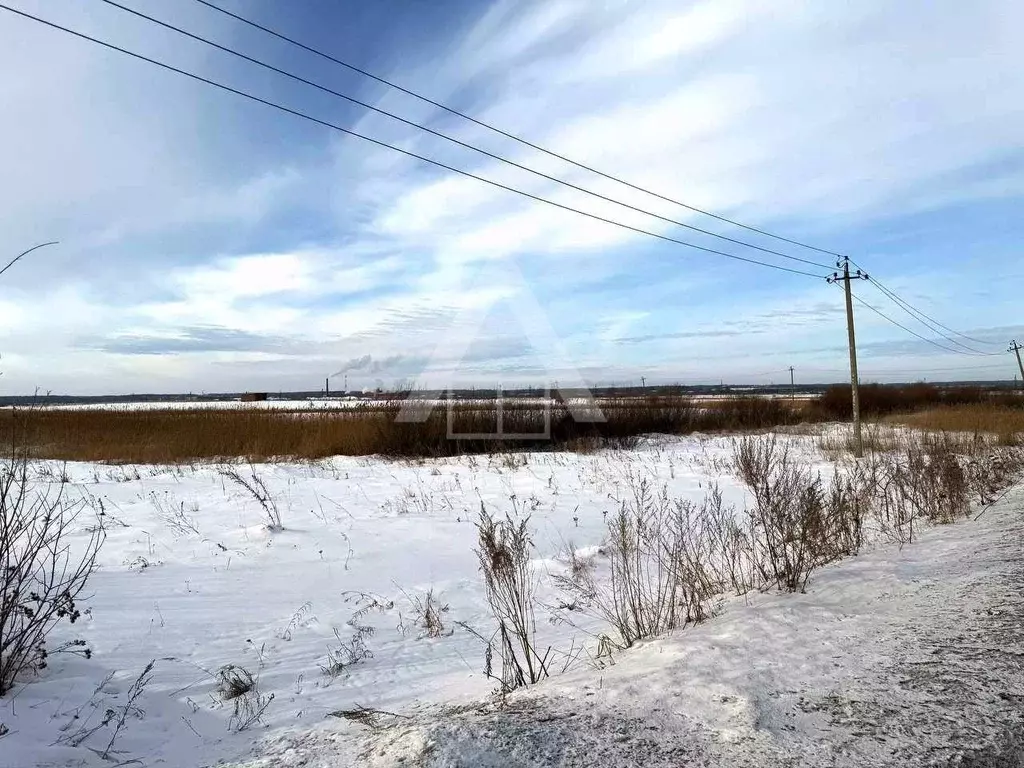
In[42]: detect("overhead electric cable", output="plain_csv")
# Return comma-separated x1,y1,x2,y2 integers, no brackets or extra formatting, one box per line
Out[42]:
190,0,847,260
95,0,833,271
851,293,1002,357
189,0,1017,347
849,259,1003,348
802,362,1010,375
0,4,830,279
0,241,58,278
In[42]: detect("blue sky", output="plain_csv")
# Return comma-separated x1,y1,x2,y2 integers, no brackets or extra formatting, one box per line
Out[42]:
1,0,1022,394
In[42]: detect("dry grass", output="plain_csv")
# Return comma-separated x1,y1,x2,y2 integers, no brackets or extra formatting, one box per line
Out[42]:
9,387,1017,464
2,396,810,464
476,505,549,692
814,383,1024,420
886,404,1024,446
817,422,907,458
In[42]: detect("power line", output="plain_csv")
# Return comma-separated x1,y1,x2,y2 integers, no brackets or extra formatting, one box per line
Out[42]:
862,278,993,354
876,278,1003,348
802,363,1010,375
851,293,1002,357
852,262,1003,349
190,0,1016,353
0,3,830,280
0,241,58,279
191,0,846,261
96,0,833,272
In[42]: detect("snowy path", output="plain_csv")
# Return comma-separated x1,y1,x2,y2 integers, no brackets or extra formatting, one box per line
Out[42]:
239,487,1024,768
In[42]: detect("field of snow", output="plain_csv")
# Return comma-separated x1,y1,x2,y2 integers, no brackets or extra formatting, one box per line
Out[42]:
337,485,1024,768
3,432,1020,767
27,396,589,413
5,433,757,766
25,392,816,413
27,397,382,411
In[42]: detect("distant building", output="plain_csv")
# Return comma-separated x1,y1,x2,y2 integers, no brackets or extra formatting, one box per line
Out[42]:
240,392,268,402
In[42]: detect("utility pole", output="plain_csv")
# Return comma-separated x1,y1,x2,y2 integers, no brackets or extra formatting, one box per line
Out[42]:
788,366,795,401
828,258,869,458
641,376,646,390
1010,341,1024,388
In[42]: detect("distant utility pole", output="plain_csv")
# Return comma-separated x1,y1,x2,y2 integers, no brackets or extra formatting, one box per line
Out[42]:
828,258,869,458
1010,341,1024,388
788,366,795,401
641,376,646,389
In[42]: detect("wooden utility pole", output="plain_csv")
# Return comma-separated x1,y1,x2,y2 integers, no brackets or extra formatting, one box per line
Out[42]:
828,258,869,458
1010,341,1024,388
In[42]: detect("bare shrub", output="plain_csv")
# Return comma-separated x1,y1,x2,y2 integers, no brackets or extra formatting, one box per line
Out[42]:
476,504,550,693
216,664,255,699
216,664,273,731
814,382,992,421
868,437,969,538
557,474,719,648
1,441,104,695
220,464,282,530
602,477,681,645
667,486,737,620
696,487,755,596
401,588,450,639
826,431,989,544
915,438,969,523
819,471,867,559
734,435,863,592
863,450,919,544
320,626,373,678
965,445,1024,504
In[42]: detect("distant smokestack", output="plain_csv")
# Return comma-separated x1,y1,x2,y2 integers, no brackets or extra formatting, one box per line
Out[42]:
326,377,330,394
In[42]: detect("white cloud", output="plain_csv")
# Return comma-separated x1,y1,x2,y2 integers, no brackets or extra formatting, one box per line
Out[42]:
359,0,1024,263
2,0,1023,391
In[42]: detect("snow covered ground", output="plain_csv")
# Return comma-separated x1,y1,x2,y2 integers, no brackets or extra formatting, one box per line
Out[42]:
25,397,381,411
25,396,584,412
337,486,1024,768
3,433,1021,767
23,392,815,412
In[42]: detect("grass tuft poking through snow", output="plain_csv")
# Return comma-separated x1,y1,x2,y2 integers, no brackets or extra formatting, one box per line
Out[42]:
220,464,284,531
476,503,551,694
217,664,274,732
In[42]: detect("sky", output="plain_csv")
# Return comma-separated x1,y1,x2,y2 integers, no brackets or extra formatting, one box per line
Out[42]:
1,0,1023,394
